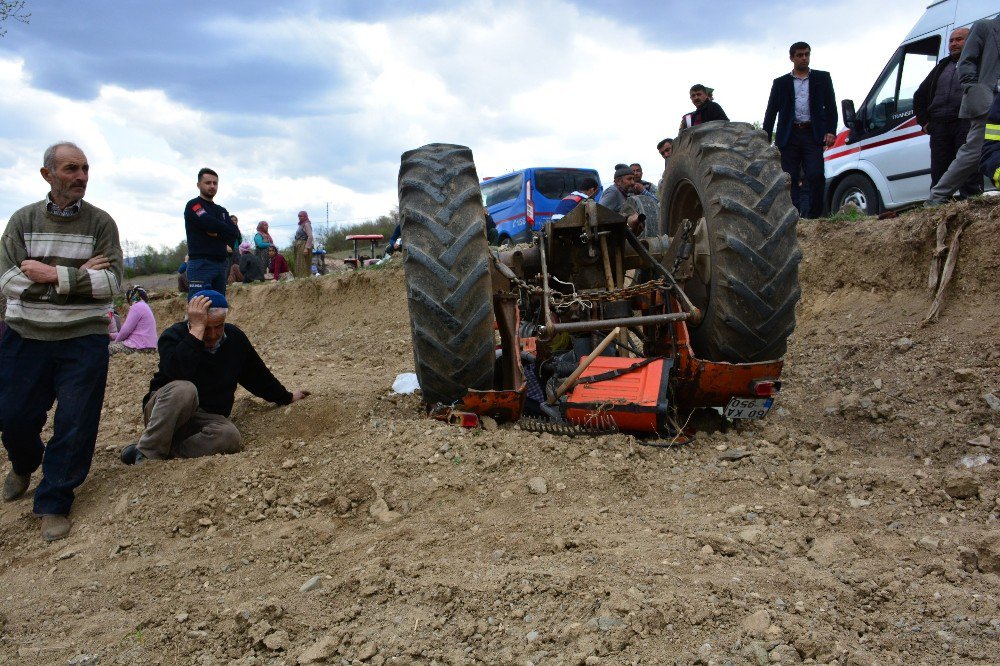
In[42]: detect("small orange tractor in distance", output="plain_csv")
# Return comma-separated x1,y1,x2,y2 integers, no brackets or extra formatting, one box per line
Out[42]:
397,121,801,438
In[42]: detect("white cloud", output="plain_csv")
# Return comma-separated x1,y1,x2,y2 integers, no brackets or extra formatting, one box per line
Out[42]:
0,0,932,253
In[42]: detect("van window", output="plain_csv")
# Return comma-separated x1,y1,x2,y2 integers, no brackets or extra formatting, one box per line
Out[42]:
534,169,598,200
482,174,523,207
863,35,940,133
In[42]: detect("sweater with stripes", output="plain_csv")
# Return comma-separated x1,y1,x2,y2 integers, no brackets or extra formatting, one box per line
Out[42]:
0,199,124,341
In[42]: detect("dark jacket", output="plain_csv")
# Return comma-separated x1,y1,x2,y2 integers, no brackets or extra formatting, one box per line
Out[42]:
958,16,1000,119
691,101,728,125
763,70,838,148
914,57,960,127
237,252,265,282
145,322,292,417
980,91,1000,185
184,197,239,260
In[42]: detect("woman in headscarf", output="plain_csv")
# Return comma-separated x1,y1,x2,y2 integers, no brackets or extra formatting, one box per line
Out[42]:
237,240,266,282
109,286,158,355
254,221,273,268
293,210,315,278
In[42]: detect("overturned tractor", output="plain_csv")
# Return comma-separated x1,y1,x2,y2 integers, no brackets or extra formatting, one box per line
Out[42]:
397,121,801,436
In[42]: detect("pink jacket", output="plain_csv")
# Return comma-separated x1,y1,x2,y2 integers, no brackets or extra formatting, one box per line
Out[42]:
114,300,158,349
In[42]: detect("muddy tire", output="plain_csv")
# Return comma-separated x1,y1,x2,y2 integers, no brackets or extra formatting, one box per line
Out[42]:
620,194,660,237
398,143,495,405
659,121,801,362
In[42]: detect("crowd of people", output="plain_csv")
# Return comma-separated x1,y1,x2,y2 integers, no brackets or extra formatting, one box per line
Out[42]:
0,144,309,542
3,18,1000,544
177,170,320,298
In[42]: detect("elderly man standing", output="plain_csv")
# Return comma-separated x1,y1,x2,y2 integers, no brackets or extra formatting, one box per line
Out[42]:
926,15,1000,205
0,142,123,541
293,210,315,278
120,291,308,465
915,27,980,196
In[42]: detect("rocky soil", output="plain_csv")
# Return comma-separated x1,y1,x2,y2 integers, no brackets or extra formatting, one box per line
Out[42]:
1,200,998,665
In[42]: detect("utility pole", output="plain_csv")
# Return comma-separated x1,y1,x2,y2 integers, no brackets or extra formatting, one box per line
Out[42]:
326,203,329,226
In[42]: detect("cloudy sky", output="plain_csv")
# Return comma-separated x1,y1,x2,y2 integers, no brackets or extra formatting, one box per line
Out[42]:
0,0,930,250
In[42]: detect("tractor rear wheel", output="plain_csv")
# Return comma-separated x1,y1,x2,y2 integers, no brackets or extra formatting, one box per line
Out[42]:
658,121,801,362
398,143,495,405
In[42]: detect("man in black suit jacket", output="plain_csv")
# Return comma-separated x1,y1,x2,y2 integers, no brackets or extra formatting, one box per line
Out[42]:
763,42,838,218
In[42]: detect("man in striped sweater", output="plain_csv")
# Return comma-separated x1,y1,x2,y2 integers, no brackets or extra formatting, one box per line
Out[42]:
0,142,123,541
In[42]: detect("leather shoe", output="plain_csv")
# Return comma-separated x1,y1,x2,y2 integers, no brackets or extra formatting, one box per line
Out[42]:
40,514,71,542
2,470,30,501
120,443,146,465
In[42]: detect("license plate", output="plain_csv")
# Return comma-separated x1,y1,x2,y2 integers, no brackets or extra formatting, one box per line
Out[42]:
724,397,774,419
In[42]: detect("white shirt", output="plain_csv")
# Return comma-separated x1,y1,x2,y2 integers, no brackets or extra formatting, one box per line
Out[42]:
792,71,810,122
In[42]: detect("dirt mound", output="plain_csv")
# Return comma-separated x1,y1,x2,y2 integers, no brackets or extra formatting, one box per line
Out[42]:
2,202,999,665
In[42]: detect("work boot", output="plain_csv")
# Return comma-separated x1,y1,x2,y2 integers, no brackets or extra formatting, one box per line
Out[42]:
40,515,71,542
2,470,30,501
120,443,146,466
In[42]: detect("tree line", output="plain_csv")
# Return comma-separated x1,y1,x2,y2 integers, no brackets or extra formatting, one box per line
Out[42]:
121,209,400,277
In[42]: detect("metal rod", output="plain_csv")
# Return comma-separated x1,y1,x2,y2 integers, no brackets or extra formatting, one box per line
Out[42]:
547,326,621,405
545,311,689,335
623,228,702,324
539,236,555,337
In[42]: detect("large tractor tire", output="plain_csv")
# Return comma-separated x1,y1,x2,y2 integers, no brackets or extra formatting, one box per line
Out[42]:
658,121,801,362
398,143,495,405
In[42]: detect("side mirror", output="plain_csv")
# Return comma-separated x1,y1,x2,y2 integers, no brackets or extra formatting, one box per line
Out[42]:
842,99,857,130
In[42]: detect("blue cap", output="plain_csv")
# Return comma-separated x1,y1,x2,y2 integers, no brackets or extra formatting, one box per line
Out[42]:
192,290,229,308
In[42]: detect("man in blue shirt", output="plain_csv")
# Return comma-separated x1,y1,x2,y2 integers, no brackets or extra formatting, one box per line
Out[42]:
551,178,599,220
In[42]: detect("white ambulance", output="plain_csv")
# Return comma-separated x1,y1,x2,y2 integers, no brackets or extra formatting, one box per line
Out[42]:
824,0,998,214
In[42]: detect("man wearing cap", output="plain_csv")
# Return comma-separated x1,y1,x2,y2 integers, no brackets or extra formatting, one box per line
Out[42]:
599,166,638,212
120,291,309,464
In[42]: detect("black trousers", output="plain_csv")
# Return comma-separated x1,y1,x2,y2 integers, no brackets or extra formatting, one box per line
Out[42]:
780,128,826,218
929,118,981,196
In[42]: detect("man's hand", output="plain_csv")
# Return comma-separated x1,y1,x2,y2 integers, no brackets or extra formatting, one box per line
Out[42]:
81,254,110,271
187,295,212,339
291,390,310,402
922,122,932,136
19,260,58,284
823,133,836,148
626,213,645,236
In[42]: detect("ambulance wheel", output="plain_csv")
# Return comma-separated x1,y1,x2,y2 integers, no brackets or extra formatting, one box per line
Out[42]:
398,143,495,405
831,173,881,216
660,121,802,362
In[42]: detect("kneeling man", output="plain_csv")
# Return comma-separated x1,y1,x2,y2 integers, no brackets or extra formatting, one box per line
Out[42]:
121,290,308,464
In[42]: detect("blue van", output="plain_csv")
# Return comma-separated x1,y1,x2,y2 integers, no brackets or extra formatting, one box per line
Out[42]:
481,167,603,245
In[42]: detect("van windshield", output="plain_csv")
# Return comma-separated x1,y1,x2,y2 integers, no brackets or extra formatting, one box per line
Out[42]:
534,169,599,201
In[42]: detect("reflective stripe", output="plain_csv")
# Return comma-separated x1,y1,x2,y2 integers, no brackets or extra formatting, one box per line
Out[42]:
986,123,1000,132
994,166,1000,188
985,131,1000,141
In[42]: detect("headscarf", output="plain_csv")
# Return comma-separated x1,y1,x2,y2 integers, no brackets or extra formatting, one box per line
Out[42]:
297,210,311,226
256,221,273,244
239,240,252,254
125,285,148,303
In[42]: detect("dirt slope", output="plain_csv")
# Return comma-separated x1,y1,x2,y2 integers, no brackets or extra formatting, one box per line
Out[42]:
1,201,998,666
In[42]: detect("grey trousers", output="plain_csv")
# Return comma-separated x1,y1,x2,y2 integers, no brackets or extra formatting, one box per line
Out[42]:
137,380,242,460
927,114,987,203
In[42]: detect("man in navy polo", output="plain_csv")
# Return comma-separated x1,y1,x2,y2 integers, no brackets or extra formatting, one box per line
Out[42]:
184,168,239,299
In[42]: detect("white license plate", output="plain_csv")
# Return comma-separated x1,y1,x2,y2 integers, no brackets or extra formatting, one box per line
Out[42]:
724,397,774,419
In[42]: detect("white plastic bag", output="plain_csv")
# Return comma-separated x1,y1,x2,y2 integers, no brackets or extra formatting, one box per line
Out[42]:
391,372,420,395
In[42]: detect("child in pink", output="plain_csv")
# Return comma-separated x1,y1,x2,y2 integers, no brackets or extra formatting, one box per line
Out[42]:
109,286,158,355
